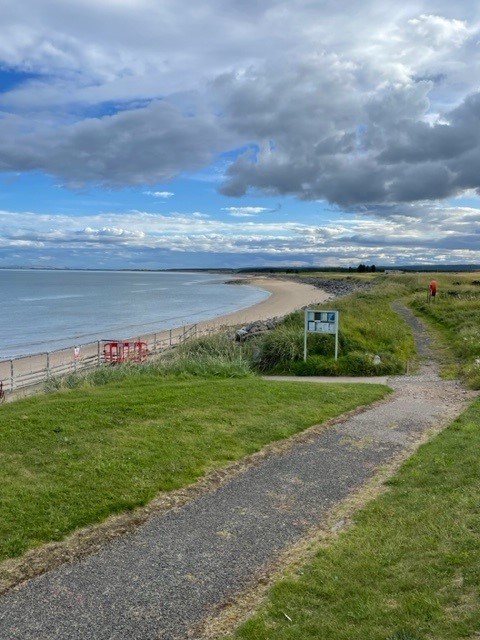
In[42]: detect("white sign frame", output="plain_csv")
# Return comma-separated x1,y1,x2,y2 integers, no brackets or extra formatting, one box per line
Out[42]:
304,309,339,361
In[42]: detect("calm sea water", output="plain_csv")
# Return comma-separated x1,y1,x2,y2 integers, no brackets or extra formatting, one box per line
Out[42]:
0,270,269,359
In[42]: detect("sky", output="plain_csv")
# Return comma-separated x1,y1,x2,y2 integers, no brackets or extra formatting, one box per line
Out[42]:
1,1,480,270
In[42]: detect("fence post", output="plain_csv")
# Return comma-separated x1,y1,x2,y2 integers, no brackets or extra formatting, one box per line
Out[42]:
169,329,172,347
10,359,14,391
97,341,101,368
153,333,157,354
46,352,51,378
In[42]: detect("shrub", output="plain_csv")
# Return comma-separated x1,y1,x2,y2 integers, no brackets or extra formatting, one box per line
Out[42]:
252,327,305,372
291,356,340,376
291,351,403,377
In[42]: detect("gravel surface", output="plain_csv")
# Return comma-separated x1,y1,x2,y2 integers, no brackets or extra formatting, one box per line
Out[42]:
0,305,476,640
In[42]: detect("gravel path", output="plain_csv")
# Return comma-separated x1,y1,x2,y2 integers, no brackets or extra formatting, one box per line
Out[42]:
0,305,476,640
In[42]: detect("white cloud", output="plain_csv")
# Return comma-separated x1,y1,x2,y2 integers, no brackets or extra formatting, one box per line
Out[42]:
408,14,470,48
1,203,479,265
144,191,174,199
222,206,270,217
1,0,480,268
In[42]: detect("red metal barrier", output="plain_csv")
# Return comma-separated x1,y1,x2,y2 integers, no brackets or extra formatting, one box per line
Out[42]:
103,341,148,364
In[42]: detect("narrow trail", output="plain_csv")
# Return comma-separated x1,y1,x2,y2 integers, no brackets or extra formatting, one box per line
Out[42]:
0,305,476,640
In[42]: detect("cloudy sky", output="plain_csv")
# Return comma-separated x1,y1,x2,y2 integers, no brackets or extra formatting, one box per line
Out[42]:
1,0,480,269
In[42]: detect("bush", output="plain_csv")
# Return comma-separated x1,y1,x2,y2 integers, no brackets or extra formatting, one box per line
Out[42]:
291,351,403,377
291,356,340,376
252,327,305,372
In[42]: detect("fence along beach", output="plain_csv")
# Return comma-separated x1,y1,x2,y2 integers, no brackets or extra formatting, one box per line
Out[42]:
0,277,331,396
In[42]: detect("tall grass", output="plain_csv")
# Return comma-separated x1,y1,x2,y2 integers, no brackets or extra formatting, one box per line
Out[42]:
46,332,255,392
253,278,416,375
45,271,480,388
408,272,480,388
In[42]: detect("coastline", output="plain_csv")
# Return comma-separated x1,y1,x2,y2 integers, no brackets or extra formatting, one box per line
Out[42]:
0,277,332,394
196,276,332,330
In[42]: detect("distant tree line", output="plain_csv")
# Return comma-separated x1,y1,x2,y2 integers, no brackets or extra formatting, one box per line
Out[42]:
352,264,376,273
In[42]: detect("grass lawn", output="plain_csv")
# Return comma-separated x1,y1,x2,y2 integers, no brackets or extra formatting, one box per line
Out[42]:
0,376,388,561
232,398,480,640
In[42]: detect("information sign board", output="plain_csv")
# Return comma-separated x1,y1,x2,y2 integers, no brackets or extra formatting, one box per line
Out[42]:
304,309,339,361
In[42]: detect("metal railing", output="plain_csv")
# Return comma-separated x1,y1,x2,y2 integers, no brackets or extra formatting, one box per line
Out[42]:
0,322,203,397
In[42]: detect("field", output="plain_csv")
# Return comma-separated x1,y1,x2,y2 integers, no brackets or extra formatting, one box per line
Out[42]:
0,377,387,562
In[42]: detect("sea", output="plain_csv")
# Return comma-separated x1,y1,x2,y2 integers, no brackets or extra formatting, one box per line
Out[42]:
0,270,269,359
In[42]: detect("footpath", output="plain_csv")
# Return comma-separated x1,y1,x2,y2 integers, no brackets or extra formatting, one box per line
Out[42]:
0,304,476,640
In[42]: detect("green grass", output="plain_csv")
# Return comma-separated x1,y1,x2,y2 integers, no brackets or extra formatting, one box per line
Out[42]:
0,376,388,561
233,398,480,640
254,277,416,375
407,272,480,387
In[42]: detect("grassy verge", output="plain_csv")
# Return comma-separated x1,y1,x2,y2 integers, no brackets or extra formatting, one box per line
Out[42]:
232,398,480,640
406,272,480,388
0,376,388,561
253,276,416,375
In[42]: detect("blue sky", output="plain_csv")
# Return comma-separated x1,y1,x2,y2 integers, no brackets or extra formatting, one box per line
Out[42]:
1,1,480,269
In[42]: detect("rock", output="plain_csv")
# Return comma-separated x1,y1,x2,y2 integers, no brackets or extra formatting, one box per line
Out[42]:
235,318,281,341
235,328,249,342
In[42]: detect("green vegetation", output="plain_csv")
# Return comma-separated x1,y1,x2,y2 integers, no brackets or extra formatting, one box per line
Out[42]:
253,277,416,375
181,271,480,384
46,332,255,392
4,266,480,621
233,398,480,640
0,377,387,561
224,271,480,639
406,272,480,388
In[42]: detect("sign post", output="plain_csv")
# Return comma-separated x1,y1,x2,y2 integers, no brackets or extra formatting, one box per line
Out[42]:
304,309,339,361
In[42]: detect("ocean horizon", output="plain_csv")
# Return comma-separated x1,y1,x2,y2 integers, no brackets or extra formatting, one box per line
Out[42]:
1,269,269,359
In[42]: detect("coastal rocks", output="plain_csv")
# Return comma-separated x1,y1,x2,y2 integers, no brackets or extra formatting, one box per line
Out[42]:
248,274,373,298
290,277,373,297
235,318,280,341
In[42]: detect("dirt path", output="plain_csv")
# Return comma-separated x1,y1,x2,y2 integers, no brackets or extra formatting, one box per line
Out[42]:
0,305,476,640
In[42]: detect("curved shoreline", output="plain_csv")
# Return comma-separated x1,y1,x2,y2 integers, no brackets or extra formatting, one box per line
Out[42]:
0,276,330,361
196,276,332,331
0,277,332,394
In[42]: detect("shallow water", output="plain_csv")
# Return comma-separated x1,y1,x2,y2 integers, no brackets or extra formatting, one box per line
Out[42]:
1,270,269,358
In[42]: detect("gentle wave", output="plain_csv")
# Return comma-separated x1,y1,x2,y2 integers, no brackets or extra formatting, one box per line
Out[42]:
18,294,86,302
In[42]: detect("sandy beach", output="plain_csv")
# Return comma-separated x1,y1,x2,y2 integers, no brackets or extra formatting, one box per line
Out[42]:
1,277,332,395
196,276,332,330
